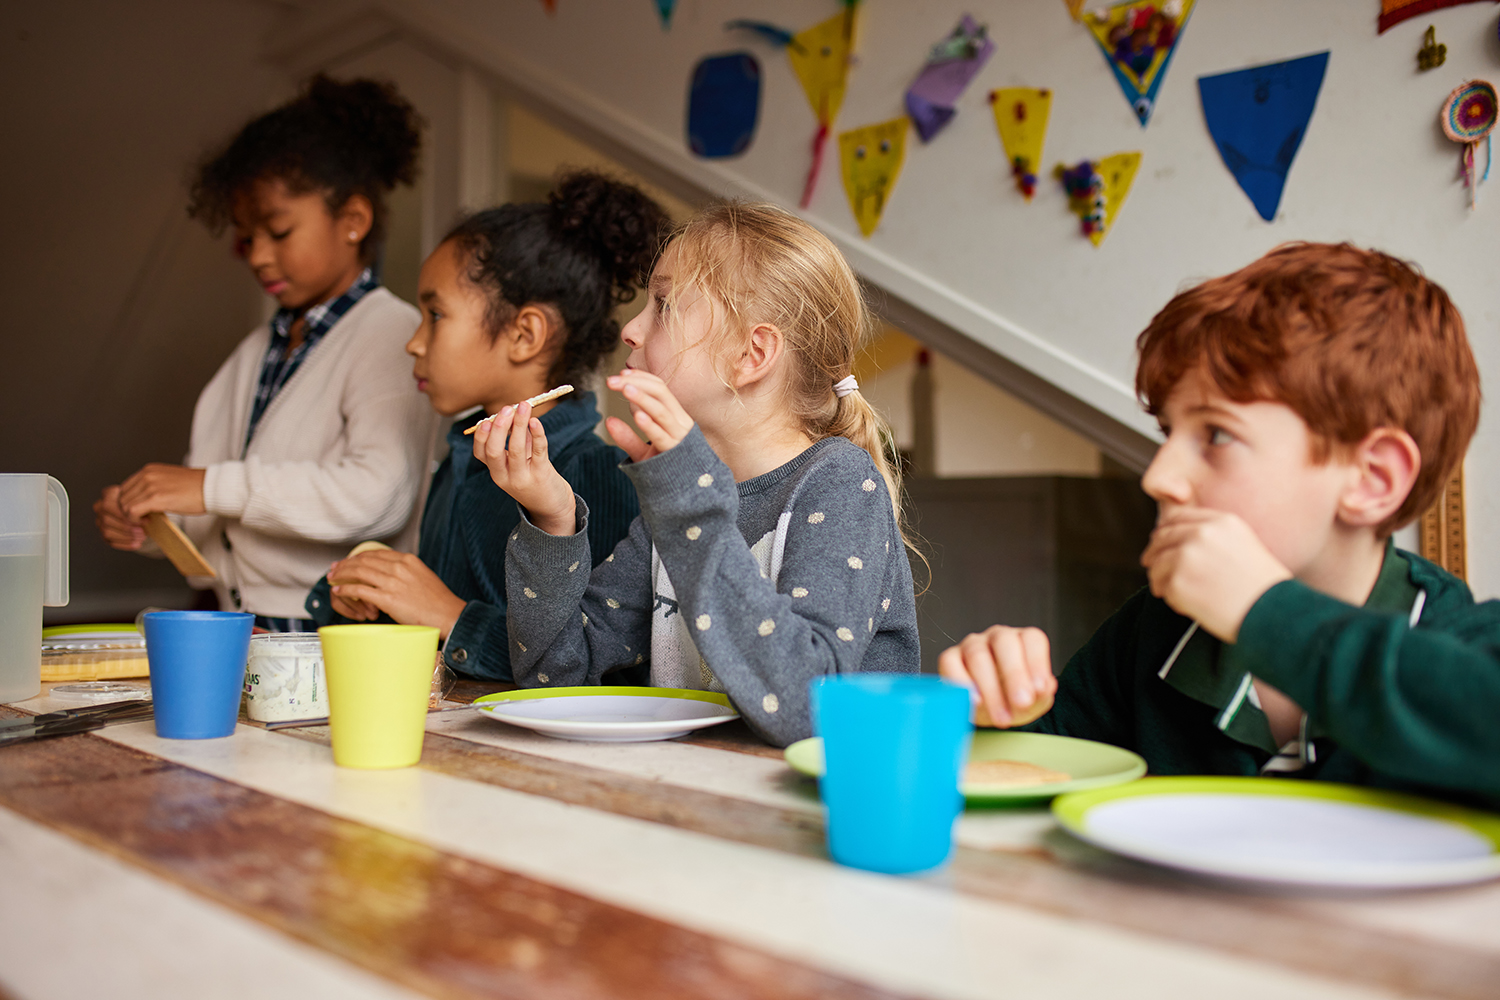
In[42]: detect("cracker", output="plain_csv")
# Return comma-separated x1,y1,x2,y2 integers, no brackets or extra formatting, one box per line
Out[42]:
963,758,1071,788
463,385,575,435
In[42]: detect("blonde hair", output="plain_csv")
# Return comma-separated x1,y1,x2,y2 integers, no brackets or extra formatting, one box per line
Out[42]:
663,201,914,551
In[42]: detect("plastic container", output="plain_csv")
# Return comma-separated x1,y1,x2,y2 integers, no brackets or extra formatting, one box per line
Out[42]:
244,633,327,722
142,611,253,739
319,624,439,768
810,674,972,874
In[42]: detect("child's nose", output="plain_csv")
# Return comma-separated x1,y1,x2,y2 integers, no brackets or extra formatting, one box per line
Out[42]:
1140,441,1191,505
620,313,643,349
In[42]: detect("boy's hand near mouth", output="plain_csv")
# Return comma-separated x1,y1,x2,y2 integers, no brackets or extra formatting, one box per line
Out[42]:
1142,507,1292,643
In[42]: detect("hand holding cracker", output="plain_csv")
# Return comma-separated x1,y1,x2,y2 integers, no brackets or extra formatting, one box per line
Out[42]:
937,625,1057,728
472,400,578,537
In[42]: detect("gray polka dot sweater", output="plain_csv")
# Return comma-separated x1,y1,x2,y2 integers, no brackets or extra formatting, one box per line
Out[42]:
505,426,920,746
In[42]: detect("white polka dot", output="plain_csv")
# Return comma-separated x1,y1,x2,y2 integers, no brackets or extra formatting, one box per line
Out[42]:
861,479,876,492
606,553,614,562
686,526,702,540
568,561,579,573
523,587,538,598
792,587,809,598
696,614,711,631
758,618,776,636
868,617,874,631
634,653,644,665
847,556,863,570
537,673,549,684
697,473,714,487
511,532,518,541
886,540,890,552
762,693,780,713
581,612,589,626
881,598,890,611
837,627,854,641
606,598,620,609
807,512,825,524
517,641,527,652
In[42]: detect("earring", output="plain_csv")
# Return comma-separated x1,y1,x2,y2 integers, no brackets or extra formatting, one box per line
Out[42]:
349,232,359,240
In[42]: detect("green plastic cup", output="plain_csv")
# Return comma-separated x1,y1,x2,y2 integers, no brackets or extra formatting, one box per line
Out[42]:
318,624,439,769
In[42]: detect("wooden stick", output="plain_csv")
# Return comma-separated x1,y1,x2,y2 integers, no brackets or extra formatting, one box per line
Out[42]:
142,512,217,578
463,384,575,435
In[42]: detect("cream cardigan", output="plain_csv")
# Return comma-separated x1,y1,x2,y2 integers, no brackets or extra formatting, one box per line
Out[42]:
171,288,438,618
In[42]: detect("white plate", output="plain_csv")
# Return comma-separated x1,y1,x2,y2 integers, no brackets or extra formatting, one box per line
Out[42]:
474,686,739,743
1053,777,1500,888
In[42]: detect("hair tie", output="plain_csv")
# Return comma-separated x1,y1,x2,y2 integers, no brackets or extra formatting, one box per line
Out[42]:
833,375,859,398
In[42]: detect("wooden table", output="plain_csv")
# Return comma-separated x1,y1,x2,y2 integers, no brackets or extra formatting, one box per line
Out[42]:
1,680,1497,1000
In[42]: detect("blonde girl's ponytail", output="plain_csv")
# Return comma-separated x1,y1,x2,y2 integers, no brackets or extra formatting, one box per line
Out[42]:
665,201,919,558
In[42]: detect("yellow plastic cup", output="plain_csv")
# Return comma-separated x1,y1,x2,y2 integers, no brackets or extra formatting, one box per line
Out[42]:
318,624,440,769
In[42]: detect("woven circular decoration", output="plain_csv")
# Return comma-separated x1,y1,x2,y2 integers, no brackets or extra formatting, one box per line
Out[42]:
1442,80,1498,143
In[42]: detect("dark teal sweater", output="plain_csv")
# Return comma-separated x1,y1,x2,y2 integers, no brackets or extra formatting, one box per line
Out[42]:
1029,545,1500,809
306,393,639,681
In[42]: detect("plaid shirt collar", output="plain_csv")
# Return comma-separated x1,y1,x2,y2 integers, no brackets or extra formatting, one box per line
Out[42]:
244,268,378,452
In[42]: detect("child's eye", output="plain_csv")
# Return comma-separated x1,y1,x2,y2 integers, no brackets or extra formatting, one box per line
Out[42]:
1207,427,1234,446
656,294,669,316
270,228,292,241
427,308,442,323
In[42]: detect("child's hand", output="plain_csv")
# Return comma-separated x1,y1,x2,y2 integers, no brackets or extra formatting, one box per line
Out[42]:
603,369,695,463
1141,507,1292,642
93,486,145,551
118,464,207,518
472,401,577,536
328,550,467,636
937,625,1057,728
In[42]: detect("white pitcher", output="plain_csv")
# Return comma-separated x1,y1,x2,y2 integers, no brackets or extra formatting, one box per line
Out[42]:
0,475,69,702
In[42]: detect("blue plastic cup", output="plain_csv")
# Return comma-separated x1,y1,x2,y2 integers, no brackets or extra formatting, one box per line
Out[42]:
810,674,972,874
142,611,254,739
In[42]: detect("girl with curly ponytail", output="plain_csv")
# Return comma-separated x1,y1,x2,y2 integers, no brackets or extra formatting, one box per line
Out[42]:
95,75,436,632
314,171,669,684
476,201,920,747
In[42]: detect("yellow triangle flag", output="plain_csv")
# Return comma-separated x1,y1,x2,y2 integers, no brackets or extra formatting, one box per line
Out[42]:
788,9,857,127
1093,152,1141,245
1056,152,1141,245
990,88,1052,200
1063,0,1087,20
839,118,908,238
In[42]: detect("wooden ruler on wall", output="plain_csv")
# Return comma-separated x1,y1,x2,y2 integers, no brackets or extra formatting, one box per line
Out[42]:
1419,464,1466,581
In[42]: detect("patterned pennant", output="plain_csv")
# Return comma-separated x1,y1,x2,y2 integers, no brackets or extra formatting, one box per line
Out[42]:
1198,52,1329,222
1378,0,1498,34
839,118,909,237
990,87,1052,199
1082,0,1196,125
1055,152,1141,245
904,15,995,143
655,0,675,29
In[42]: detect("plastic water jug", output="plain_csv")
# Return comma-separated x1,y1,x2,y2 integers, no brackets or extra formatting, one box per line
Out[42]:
0,475,69,702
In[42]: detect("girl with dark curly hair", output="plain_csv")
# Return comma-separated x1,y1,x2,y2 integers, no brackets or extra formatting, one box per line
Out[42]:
309,171,668,683
94,75,437,631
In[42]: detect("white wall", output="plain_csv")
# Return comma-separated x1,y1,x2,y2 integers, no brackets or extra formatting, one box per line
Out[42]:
360,0,1500,596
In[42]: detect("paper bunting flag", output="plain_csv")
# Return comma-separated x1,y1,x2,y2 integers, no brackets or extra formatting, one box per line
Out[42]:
1441,80,1497,209
904,15,994,143
1082,0,1196,126
990,88,1052,199
655,0,675,29
540,0,556,13
1198,52,1328,222
1063,0,1088,20
840,118,909,237
1055,153,1141,245
1378,0,1497,34
687,53,762,158
729,5,859,207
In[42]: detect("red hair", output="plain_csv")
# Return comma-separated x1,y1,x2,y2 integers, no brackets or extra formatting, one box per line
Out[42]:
1136,243,1480,535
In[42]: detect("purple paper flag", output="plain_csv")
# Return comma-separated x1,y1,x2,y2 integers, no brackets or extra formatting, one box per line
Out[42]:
905,14,994,142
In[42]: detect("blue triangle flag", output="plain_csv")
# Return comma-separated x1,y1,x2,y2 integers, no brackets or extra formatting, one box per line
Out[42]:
1197,52,1329,222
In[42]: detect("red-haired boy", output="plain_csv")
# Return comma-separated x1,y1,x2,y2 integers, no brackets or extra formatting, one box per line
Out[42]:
940,243,1497,803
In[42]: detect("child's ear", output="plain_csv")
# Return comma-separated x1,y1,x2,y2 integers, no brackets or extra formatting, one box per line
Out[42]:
335,194,374,246
734,322,785,390
506,304,557,365
1337,427,1421,529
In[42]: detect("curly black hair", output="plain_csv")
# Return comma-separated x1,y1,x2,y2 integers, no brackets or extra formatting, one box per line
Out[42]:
444,171,670,387
188,75,422,260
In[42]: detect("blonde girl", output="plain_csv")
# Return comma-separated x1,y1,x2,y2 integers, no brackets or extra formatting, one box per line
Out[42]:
476,202,919,747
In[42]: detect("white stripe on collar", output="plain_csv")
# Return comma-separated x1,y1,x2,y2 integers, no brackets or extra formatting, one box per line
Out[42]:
1409,588,1427,628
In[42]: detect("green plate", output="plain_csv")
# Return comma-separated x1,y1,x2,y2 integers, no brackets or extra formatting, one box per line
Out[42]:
783,730,1146,804
1053,776,1500,887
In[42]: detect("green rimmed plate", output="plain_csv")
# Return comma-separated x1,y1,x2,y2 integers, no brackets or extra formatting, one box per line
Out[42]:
1053,776,1500,888
783,730,1146,804
474,686,738,743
